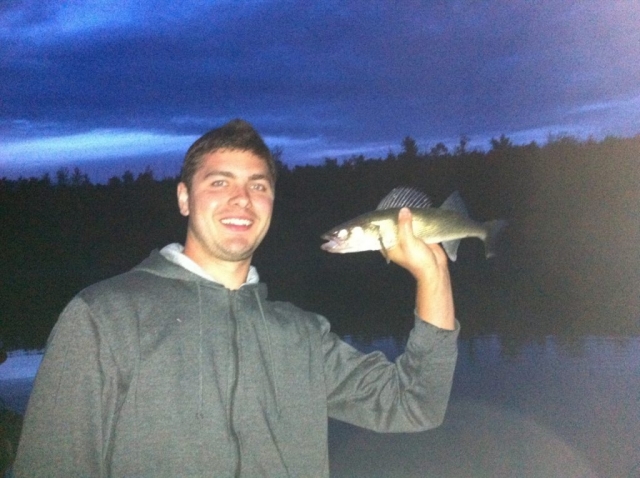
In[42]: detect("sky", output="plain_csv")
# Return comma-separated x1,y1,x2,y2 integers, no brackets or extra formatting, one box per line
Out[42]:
1,0,639,182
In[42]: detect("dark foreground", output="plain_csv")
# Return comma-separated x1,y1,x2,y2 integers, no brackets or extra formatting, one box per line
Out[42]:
2,333,638,478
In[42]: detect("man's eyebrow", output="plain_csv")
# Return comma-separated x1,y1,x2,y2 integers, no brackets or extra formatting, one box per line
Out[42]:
248,173,271,181
201,170,271,183
202,170,234,180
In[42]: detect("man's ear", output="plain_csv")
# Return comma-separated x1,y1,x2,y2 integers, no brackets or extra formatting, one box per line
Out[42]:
177,182,190,217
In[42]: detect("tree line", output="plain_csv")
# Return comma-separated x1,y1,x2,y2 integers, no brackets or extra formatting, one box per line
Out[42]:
1,134,639,350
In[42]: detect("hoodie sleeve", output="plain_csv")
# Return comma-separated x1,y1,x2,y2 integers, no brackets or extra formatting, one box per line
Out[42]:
14,297,119,478
323,315,459,432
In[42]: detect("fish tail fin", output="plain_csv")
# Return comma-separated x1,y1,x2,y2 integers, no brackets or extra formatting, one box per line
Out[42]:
483,219,508,258
442,239,461,262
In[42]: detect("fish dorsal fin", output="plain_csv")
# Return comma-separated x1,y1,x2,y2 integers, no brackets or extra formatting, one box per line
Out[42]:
376,187,432,210
440,190,468,217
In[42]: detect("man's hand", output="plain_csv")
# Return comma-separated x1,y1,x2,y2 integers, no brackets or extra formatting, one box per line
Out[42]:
386,207,456,330
385,208,448,281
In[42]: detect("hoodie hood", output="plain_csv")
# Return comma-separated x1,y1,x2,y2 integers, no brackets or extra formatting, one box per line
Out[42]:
133,244,266,298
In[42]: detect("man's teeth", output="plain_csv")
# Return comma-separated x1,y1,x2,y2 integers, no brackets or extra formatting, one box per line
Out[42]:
221,218,252,226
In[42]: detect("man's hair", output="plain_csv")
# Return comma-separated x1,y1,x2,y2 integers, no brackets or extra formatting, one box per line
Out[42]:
180,119,276,189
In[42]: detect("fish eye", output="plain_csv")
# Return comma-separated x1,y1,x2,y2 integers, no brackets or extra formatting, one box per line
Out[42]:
337,229,348,239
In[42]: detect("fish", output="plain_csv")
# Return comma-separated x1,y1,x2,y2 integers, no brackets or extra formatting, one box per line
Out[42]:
320,187,507,262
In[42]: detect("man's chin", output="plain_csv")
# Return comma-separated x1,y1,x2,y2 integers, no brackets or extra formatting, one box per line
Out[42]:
217,241,259,262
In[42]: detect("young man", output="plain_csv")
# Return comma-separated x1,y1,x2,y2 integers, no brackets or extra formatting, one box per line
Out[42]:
15,119,458,477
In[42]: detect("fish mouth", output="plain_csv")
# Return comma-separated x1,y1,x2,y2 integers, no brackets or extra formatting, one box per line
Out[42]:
320,234,342,251
320,241,337,251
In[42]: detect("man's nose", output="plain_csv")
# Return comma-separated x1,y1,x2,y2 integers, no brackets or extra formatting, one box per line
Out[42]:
229,185,251,208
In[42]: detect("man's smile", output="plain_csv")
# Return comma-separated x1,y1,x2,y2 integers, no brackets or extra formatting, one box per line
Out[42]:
221,218,253,225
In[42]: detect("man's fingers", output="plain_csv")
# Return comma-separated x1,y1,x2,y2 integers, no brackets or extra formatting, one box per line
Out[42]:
398,207,413,242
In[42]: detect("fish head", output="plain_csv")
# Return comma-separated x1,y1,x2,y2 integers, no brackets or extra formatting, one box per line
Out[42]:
320,222,384,253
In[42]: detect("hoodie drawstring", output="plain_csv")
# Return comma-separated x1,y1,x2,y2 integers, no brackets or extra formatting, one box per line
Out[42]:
196,283,204,419
254,289,280,415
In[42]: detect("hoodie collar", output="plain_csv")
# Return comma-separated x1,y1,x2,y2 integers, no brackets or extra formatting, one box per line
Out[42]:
159,243,260,286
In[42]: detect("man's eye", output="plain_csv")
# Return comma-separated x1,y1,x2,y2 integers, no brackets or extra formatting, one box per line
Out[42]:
211,180,226,187
252,183,267,191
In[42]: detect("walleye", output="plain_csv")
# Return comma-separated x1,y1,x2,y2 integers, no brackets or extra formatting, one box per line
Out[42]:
320,187,506,262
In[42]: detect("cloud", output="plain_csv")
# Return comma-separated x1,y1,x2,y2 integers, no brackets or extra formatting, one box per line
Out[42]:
1,0,639,180
0,129,195,163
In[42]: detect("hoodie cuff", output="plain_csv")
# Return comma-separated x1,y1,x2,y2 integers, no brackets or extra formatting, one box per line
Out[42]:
413,311,460,332
407,312,460,353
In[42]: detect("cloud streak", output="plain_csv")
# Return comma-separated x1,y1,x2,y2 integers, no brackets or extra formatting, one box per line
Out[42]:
0,129,195,162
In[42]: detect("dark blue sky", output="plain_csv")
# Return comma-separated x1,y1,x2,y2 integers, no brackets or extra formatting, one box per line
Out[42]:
2,1,639,182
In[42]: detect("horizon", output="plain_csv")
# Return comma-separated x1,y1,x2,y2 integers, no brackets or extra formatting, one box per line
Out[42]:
3,130,638,185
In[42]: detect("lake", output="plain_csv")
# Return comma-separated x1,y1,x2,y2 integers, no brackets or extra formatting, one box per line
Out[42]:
1,334,639,477
329,333,640,478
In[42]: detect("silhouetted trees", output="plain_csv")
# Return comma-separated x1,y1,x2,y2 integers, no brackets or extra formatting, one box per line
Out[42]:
399,136,419,160
1,133,639,349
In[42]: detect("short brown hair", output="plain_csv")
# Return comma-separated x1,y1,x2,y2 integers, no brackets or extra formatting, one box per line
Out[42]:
180,119,276,189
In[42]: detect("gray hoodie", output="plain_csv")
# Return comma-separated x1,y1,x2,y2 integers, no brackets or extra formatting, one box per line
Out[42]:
15,246,458,477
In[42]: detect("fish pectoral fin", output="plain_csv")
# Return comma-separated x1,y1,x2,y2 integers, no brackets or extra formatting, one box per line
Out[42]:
372,226,391,264
378,235,391,264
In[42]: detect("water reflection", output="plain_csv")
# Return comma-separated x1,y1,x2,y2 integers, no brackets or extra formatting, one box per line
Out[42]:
333,333,640,478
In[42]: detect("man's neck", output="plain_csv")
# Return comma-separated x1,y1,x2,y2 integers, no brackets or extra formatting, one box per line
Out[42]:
182,246,251,290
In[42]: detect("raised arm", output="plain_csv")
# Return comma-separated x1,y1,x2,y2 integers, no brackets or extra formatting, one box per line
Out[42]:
386,207,456,330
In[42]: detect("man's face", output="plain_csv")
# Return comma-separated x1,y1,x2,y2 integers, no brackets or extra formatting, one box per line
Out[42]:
177,149,274,265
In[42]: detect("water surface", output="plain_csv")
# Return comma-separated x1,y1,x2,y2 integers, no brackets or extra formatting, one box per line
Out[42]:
1,335,638,477
330,334,640,478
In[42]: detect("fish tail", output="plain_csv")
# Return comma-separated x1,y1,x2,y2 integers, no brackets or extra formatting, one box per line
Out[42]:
483,219,508,258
